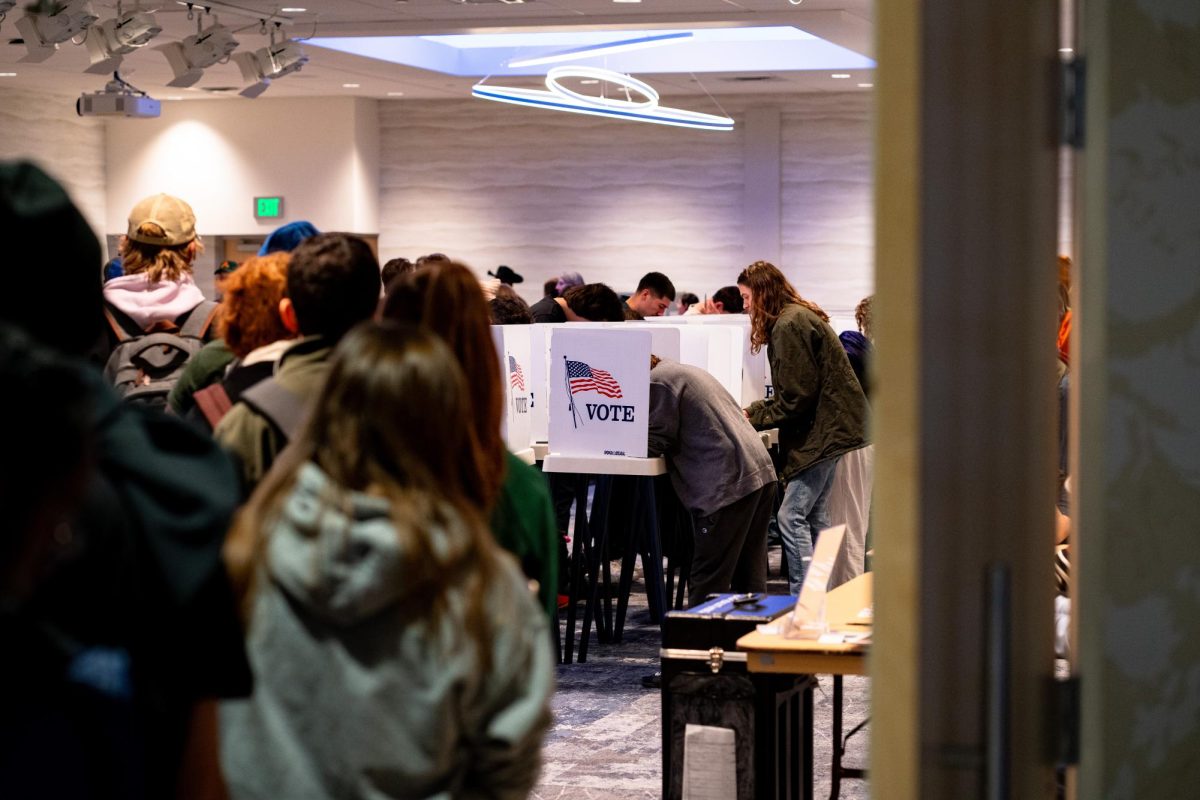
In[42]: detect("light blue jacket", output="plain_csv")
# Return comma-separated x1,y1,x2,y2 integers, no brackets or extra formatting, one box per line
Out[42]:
221,463,554,799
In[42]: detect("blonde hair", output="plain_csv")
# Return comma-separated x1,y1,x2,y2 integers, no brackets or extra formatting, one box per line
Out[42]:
118,223,202,283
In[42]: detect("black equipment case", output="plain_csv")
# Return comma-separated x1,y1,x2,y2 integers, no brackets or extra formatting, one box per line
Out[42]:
661,594,815,800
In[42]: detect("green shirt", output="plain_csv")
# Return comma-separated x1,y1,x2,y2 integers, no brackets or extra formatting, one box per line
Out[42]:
490,451,559,621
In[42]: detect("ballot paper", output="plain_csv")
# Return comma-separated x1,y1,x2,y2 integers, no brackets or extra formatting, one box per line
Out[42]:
785,523,848,639
682,724,737,800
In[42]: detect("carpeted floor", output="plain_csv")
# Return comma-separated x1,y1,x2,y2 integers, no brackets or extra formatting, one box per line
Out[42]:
534,549,871,800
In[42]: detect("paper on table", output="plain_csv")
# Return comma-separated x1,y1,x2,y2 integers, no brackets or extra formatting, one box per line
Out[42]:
785,523,847,639
682,724,737,800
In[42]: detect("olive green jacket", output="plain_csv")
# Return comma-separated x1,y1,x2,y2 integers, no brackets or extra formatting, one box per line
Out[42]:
215,336,331,492
745,304,868,481
491,451,559,622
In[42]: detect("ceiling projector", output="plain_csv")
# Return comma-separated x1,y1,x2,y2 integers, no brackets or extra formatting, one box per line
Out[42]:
77,75,160,118
233,39,308,98
16,0,99,62
85,9,162,73
158,20,239,87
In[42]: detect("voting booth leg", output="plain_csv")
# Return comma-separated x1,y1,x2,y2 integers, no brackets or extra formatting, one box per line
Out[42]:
579,477,615,661
561,478,591,664
642,476,668,623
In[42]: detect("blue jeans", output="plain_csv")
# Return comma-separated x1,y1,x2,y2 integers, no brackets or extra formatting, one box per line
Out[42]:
778,457,840,595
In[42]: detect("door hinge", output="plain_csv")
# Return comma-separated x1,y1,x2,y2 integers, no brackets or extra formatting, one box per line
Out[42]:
1052,675,1081,766
1060,56,1086,149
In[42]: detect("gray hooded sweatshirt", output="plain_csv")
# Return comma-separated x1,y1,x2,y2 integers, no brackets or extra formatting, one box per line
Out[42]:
220,463,554,800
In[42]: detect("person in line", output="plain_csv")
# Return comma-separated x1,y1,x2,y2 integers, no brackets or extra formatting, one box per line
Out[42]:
383,262,559,622
491,284,534,325
739,261,868,594
648,355,777,605
543,277,560,298
381,256,415,294
171,221,317,416
624,271,676,319
220,322,553,800
216,233,381,491
529,282,625,324
257,220,319,256
183,253,298,430
102,192,216,353
0,161,250,799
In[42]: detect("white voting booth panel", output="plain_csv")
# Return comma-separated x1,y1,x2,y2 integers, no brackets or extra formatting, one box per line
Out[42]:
491,326,534,453
635,316,767,406
549,328,651,459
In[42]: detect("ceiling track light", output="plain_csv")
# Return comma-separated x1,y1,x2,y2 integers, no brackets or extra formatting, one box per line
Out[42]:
16,0,99,62
158,10,239,87
84,1,163,74
233,22,308,98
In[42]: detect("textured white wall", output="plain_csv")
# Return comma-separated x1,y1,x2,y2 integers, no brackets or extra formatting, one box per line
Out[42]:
378,92,874,326
0,86,108,247
105,96,380,237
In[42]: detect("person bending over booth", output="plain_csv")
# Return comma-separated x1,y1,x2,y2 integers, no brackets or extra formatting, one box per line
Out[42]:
648,356,777,605
739,261,868,595
623,271,676,319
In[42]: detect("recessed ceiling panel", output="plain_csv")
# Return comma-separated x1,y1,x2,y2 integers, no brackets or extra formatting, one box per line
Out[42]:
308,26,875,77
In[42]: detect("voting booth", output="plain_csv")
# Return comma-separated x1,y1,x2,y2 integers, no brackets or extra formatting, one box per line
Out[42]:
492,325,534,457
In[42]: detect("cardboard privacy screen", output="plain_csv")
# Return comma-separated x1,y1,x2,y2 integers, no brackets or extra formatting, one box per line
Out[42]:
548,327,651,458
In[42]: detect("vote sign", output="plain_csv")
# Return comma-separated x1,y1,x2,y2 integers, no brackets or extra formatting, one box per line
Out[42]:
549,328,650,458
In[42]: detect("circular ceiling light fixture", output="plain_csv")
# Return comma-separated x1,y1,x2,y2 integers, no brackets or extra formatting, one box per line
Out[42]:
473,65,734,132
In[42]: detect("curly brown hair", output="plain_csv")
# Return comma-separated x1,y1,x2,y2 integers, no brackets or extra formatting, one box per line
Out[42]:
217,252,294,358
855,295,873,342
737,260,828,353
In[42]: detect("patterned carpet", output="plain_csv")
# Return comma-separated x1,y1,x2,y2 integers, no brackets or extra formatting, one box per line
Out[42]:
533,550,871,800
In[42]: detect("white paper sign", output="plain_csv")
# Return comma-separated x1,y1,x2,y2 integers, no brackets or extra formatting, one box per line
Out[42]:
548,328,650,458
491,325,533,452
786,523,848,639
682,724,737,800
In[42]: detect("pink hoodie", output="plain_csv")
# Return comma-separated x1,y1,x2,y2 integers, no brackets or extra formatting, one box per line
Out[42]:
103,273,206,330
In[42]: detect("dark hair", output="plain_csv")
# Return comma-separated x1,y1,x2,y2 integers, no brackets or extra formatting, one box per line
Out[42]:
226,322,501,657
380,261,507,511
286,233,381,341
713,285,744,314
543,278,559,298
381,257,415,294
679,292,699,307
490,285,533,324
855,295,874,341
737,260,828,352
635,271,676,301
563,283,624,322
415,252,451,269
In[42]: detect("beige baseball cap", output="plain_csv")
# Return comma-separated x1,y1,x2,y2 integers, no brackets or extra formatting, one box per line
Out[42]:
127,193,196,246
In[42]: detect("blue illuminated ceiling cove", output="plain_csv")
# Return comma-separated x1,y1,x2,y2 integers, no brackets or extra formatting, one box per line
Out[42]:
307,27,875,78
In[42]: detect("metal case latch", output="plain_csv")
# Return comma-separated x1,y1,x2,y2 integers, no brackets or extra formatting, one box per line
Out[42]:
708,647,725,673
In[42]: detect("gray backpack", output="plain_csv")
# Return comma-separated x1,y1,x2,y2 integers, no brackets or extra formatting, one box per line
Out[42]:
103,301,219,411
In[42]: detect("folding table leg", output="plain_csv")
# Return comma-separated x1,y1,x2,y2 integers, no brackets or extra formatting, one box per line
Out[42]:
830,675,843,800
642,476,667,623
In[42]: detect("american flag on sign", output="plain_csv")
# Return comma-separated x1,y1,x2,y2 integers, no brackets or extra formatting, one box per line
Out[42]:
565,359,623,399
508,355,526,391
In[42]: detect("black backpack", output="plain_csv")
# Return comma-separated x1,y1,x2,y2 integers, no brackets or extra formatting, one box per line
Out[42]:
103,301,219,411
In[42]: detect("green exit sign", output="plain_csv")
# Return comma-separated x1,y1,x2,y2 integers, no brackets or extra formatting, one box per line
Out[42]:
255,196,283,219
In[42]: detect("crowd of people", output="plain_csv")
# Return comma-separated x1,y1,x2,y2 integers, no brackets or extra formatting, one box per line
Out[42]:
0,161,878,798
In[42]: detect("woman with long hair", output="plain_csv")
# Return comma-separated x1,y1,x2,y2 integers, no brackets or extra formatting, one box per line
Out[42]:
221,322,552,799
381,261,559,621
738,261,868,594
